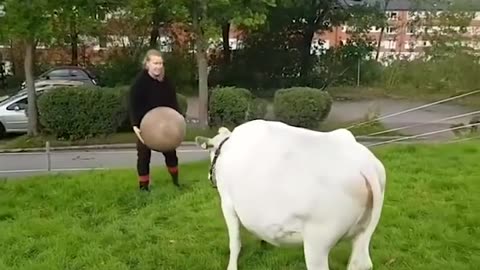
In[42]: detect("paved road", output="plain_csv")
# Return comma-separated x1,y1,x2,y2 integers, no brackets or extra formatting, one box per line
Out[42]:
0,145,209,179
325,99,474,139
0,139,437,180
190,97,475,139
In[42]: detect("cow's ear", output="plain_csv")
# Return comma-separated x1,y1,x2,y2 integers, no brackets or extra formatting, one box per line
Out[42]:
218,127,231,135
195,136,212,149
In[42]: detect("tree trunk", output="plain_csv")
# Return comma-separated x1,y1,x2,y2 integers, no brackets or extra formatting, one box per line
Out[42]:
375,27,385,61
70,18,78,65
11,40,25,78
196,48,209,127
149,29,159,48
300,25,315,78
149,18,160,48
71,35,78,66
222,22,231,65
375,0,391,60
24,39,39,136
193,0,209,127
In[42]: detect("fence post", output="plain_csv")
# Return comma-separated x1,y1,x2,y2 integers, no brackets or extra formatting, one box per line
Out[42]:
45,141,51,171
357,57,361,87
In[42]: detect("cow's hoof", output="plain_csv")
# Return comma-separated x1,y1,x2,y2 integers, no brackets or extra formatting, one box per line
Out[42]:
347,258,373,270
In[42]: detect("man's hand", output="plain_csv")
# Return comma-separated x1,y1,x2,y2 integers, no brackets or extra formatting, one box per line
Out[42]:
133,126,145,144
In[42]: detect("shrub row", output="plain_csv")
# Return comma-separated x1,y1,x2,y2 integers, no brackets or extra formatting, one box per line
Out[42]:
209,86,332,129
37,84,331,140
208,86,268,127
37,86,188,140
273,87,332,129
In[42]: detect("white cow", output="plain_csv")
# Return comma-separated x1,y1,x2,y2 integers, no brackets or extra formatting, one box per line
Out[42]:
195,119,386,270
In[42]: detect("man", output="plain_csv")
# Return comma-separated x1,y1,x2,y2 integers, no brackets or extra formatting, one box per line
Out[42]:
129,49,181,191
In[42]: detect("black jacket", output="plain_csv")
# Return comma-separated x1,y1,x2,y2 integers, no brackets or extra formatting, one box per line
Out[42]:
128,70,180,127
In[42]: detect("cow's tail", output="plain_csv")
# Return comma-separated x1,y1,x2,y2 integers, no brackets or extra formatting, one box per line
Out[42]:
360,161,386,238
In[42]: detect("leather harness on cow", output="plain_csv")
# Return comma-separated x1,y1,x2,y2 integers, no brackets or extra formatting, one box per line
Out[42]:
209,136,230,188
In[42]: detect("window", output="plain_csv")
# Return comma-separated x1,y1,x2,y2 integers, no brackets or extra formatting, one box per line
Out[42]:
6,97,27,111
46,69,71,78
417,40,431,47
382,40,397,49
387,12,398,20
407,26,415,35
405,42,416,50
386,26,397,34
71,69,89,79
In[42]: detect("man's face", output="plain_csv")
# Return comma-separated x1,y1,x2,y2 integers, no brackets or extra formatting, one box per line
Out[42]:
147,55,164,77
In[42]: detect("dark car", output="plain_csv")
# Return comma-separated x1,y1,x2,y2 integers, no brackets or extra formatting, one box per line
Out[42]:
21,66,99,88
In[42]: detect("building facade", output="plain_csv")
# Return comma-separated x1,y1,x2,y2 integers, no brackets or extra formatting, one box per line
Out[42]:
315,1,480,62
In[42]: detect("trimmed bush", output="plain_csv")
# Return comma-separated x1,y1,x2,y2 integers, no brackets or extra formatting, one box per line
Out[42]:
208,86,266,127
208,86,250,126
273,87,332,129
176,93,188,116
38,86,128,140
246,98,269,121
38,85,189,138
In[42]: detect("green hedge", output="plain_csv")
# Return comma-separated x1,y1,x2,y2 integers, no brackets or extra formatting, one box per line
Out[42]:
208,86,267,127
38,86,189,140
246,98,268,122
176,94,188,116
37,86,127,140
273,87,332,129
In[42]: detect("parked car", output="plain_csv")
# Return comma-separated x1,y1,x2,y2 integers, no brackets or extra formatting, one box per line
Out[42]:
21,66,99,88
0,80,85,137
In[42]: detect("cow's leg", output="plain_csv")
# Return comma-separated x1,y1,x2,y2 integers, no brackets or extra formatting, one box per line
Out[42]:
347,231,373,270
221,198,241,270
348,170,384,270
303,224,340,270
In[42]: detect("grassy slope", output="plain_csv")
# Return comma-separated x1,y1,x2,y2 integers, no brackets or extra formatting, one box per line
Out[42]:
0,143,479,269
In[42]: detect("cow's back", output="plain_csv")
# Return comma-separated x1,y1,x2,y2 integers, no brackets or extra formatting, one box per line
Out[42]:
214,120,377,245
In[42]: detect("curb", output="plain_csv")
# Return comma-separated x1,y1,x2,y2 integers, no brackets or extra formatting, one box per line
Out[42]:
0,136,428,154
0,141,199,153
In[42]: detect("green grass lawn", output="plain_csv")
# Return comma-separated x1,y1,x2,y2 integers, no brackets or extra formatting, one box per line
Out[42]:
0,143,479,269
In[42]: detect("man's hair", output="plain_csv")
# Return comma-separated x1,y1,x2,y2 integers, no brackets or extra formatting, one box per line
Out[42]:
142,49,163,68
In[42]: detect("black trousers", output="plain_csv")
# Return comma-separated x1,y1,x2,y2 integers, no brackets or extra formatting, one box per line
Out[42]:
136,138,178,176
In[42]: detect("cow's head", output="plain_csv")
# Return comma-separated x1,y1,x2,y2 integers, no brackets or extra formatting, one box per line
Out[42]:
195,126,232,162
195,127,232,184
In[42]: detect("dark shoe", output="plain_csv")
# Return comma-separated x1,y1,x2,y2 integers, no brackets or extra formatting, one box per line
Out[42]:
167,166,180,187
171,172,180,187
139,182,150,191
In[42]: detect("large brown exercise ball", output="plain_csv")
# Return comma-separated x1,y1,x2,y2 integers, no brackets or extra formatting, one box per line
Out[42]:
140,106,187,152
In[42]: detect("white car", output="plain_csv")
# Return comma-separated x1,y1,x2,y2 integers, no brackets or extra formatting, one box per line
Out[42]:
0,80,86,137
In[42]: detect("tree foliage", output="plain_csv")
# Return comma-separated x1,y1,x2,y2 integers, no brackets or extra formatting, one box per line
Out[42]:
209,0,386,90
169,0,275,126
0,0,55,136
48,0,102,65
